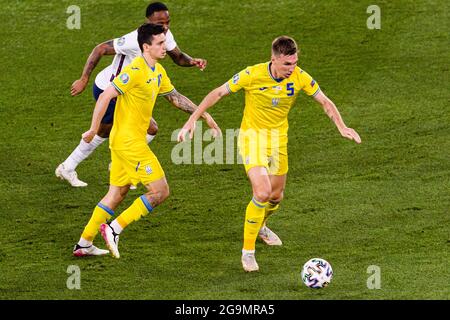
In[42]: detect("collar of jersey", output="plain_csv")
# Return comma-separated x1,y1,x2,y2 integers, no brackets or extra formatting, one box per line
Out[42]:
141,55,156,72
268,62,284,83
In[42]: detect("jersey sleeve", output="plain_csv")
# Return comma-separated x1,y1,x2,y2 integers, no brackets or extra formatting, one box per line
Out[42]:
157,66,175,96
226,67,253,93
111,65,139,95
165,30,177,52
299,69,320,96
113,30,139,55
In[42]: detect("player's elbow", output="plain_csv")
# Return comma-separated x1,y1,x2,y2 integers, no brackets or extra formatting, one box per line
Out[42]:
98,90,115,104
216,86,229,99
98,91,109,101
94,42,111,56
217,90,226,98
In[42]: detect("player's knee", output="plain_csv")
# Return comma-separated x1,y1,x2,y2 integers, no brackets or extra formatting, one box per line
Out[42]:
160,184,170,202
119,188,129,200
102,195,122,209
147,120,159,136
270,190,284,203
253,189,271,203
151,184,169,205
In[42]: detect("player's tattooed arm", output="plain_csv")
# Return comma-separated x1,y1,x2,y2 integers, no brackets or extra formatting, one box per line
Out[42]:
165,90,221,136
167,47,207,70
71,40,116,96
82,40,116,80
164,90,206,118
167,47,193,66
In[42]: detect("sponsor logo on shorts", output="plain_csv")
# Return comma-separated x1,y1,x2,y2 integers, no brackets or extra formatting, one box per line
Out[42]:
145,165,153,174
310,79,316,87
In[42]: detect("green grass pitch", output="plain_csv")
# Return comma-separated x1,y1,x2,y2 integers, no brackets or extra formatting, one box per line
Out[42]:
0,0,448,299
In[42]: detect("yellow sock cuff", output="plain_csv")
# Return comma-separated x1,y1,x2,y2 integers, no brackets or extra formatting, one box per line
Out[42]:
251,197,268,208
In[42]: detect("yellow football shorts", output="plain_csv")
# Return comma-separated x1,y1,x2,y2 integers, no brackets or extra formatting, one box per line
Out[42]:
110,145,165,187
238,130,288,176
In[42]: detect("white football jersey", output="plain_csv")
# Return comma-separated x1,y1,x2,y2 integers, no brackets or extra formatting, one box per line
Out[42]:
95,29,177,90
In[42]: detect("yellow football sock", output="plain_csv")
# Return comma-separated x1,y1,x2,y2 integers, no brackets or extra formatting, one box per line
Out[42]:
243,197,268,251
262,201,280,226
116,195,153,229
81,203,114,242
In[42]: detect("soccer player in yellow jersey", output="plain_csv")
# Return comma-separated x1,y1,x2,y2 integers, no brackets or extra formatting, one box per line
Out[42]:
73,23,220,258
178,36,361,272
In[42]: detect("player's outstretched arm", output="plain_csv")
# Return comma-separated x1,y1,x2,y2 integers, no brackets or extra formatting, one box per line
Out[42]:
167,46,207,70
82,85,119,143
314,91,361,144
177,83,230,142
164,90,221,138
71,40,116,96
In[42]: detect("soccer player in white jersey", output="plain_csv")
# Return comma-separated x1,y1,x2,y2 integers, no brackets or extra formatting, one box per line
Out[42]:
56,2,207,187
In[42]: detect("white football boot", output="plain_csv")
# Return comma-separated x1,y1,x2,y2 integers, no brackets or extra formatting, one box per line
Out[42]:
258,226,282,246
73,244,109,257
55,164,87,187
100,223,120,258
241,250,259,272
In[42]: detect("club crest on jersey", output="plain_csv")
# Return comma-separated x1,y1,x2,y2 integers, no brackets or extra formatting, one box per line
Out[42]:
272,98,280,107
245,69,250,75
232,73,240,84
117,37,126,46
145,165,153,175
119,73,129,84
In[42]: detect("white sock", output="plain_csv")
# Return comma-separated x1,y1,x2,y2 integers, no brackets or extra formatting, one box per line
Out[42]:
78,237,93,247
62,135,107,171
146,134,156,144
110,220,123,235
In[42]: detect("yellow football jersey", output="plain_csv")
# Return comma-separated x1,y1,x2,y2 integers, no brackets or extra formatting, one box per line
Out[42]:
226,62,320,135
110,56,174,151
